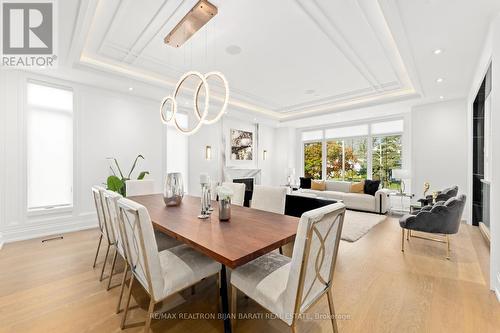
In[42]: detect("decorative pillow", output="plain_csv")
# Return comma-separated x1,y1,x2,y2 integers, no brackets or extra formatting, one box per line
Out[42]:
363,180,381,196
350,180,365,193
311,180,326,191
300,177,312,189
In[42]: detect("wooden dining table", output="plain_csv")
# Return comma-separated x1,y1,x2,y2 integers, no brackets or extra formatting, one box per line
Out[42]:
128,194,300,333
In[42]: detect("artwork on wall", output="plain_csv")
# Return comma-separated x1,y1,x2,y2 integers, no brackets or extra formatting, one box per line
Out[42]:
230,129,253,160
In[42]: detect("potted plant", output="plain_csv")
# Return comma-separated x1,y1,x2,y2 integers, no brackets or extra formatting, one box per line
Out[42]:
106,154,149,196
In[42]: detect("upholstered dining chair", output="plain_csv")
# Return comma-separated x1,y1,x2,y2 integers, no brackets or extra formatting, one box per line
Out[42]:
116,198,222,332
92,186,116,281
400,194,466,259
251,185,287,214
125,179,155,197
230,202,346,333
222,182,246,206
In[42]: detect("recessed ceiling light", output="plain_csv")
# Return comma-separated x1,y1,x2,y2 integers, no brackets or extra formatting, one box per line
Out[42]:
433,49,443,55
226,45,242,55
128,87,133,91
436,78,444,83
305,89,315,94
40,65,46,69
439,96,444,100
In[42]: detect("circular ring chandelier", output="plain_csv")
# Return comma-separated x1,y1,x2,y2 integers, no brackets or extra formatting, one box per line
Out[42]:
160,71,229,135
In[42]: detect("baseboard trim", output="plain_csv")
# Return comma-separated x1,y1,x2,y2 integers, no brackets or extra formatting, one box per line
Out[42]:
2,217,97,244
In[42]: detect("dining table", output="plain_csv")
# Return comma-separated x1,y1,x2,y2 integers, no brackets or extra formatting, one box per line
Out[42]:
128,194,300,333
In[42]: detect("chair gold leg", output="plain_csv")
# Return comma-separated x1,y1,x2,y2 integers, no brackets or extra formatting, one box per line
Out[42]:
144,298,155,333
121,274,135,329
231,285,237,332
92,234,103,268
99,243,111,281
107,249,118,290
116,261,129,314
406,229,410,241
401,228,405,252
326,289,339,333
446,235,450,260
290,323,296,333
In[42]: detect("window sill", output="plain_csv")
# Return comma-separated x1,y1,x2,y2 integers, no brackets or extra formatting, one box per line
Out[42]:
27,206,74,217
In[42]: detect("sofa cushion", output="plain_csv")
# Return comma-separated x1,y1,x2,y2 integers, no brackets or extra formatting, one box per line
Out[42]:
364,180,380,196
311,180,326,191
299,177,312,189
342,193,375,212
325,180,351,193
350,180,365,193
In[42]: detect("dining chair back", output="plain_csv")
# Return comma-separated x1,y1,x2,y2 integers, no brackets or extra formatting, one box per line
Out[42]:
222,182,246,206
251,185,287,214
285,203,345,317
91,185,114,244
117,197,163,301
102,190,125,258
125,179,155,197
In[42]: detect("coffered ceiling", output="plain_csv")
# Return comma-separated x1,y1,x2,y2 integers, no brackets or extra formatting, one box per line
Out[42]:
61,0,500,121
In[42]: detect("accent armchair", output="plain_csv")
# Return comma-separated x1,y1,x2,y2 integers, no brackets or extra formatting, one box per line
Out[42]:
400,194,466,259
417,185,459,206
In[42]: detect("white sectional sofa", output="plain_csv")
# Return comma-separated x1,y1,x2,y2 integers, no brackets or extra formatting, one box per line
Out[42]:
297,180,393,214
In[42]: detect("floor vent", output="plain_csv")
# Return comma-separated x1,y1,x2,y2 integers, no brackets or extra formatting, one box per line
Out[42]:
41,235,64,243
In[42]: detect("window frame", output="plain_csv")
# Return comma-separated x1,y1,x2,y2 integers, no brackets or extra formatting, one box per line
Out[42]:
25,80,75,215
300,117,405,183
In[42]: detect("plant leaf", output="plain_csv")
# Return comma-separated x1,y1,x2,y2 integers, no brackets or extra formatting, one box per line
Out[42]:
107,157,124,179
128,154,144,179
137,171,149,180
107,175,124,193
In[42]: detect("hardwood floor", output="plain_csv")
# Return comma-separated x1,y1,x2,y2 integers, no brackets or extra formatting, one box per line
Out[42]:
0,216,499,333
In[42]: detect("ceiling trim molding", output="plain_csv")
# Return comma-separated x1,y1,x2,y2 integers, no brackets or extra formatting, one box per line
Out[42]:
97,0,126,56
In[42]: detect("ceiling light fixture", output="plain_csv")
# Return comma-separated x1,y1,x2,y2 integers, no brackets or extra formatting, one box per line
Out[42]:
128,87,133,91
164,0,217,48
436,78,444,83
433,49,443,55
439,96,444,100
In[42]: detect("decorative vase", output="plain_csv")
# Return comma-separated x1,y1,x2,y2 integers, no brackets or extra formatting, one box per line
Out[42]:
163,172,184,206
219,198,231,221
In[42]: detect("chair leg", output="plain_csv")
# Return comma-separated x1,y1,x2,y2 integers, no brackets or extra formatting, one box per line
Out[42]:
279,246,283,255
116,261,129,314
121,274,135,329
401,229,405,252
446,235,450,260
216,272,221,311
144,298,156,333
290,323,296,333
99,242,111,281
406,229,410,241
107,249,118,290
92,234,103,268
231,285,237,333
326,289,339,333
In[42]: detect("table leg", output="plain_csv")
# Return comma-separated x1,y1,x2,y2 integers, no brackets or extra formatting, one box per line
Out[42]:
220,265,232,333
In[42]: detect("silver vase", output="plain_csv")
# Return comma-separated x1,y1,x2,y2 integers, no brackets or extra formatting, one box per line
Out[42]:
163,172,184,206
219,198,231,221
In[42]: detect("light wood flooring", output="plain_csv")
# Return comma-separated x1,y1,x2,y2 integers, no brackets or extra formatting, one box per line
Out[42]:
0,216,499,333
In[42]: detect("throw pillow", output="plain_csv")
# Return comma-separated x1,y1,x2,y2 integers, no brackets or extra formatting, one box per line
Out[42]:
311,180,326,191
350,180,365,193
300,177,312,189
364,180,381,196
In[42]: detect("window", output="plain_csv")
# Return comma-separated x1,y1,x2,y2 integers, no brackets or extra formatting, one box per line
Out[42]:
302,119,404,185
303,142,322,179
372,135,402,189
27,83,73,210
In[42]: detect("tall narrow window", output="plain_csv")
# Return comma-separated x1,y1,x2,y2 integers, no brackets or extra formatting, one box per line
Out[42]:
303,142,322,179
372,135,402,189
27,83,73,210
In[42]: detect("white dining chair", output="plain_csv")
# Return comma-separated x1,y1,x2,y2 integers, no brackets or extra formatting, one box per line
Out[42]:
251,185,287,214
102,190,127,299
92,185,116,281
117,198,222,332
222,182,246,206
125,179,155,197
230,203,346,333
125,179,180,251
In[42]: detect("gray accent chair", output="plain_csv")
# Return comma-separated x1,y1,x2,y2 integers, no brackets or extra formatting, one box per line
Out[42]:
435,185,459,202
399,194,466,259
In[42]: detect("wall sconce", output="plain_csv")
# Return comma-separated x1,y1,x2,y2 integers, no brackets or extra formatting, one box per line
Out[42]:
205,145,212,160
263,150,267,160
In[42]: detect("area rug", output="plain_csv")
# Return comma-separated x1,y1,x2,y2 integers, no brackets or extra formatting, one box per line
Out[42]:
341,210,387,242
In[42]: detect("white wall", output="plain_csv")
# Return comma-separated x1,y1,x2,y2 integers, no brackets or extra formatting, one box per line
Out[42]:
411,99,468,214
0,69,166,244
